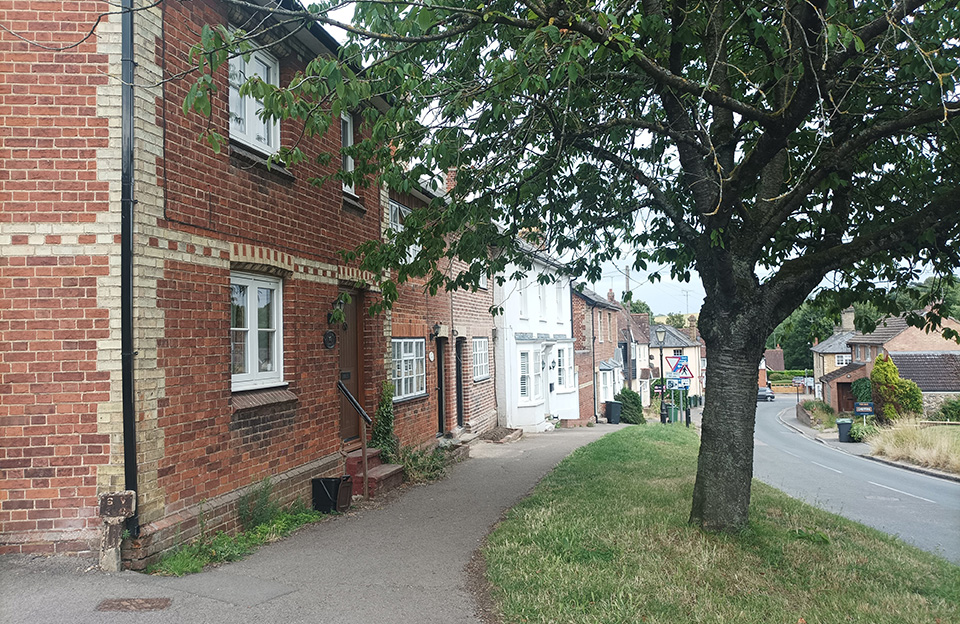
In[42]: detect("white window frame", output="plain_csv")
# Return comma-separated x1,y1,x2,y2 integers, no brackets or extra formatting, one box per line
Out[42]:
608,312,613,341
835,353,851,367
388,199,420,262
597,310,603,342
230,272,283,391
472,337,489,381
518,278,528,318
600,371,611,402
478,272,487,290
392,338,426,401
556,346,574,390
538,282,547,320
673,348,683,357
341,112,355,195
519,349,542,404
555,283,564,324
229,48,280,154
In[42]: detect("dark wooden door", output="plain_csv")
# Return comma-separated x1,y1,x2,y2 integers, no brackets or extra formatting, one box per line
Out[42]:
339,291,360,440
455,337,465,428
436,338,446,435
837,382,855,414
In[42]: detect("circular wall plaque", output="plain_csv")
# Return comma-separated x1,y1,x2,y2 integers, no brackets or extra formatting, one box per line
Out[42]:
323,330,337,349
428,351,435,362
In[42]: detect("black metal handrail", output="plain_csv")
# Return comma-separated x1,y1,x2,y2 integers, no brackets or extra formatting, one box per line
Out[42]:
337,380,373,425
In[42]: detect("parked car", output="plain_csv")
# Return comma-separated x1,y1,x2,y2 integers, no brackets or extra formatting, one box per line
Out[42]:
757,387,776,402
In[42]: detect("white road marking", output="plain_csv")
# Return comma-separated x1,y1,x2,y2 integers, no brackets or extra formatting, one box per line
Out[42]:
782,449,801,459
811,461,842,474
869,481,936,504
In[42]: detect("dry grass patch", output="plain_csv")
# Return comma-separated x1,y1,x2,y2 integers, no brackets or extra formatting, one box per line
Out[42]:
870,419,960,474
483,425,959,624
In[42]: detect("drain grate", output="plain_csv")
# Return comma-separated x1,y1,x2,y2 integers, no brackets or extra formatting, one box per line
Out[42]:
96,598,172,612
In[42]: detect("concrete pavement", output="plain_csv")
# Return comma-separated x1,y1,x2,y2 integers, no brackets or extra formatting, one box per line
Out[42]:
0,424,621,624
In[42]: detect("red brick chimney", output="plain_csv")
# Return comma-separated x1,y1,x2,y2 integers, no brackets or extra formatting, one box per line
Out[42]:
445,168,457,193
607,289,616,302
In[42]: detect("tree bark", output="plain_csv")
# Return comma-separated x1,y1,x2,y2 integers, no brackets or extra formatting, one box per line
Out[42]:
689,311,768,531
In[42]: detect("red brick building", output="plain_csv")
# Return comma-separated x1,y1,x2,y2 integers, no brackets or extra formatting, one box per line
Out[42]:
0,1,412,566
572,286,621,422
387,187,497,443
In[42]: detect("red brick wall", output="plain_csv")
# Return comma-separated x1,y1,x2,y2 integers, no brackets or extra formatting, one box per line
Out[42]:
388,190,497,445
0,1,114,555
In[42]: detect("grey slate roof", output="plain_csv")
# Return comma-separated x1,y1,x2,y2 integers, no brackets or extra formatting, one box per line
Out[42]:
888,352,960,392
649,324,698,349
811,331,855,354
821,361,865,383
764,348,785,371
573,285,620,310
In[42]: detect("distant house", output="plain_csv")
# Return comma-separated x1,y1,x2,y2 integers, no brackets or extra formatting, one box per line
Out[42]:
493,253,578,431
572,287,622,423
616,307,652,406
820,314,960,414
648,324,704,398
888,352,960,414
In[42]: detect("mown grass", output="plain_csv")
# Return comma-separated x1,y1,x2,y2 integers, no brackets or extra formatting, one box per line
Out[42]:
870,419,960,474
483,425,959,624
147,506,324,576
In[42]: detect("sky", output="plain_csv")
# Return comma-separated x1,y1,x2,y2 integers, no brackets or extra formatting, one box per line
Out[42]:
589,261,706,317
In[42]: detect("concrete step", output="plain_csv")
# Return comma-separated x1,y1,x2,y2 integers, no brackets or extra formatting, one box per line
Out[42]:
345,448,383,475
350,462,404,498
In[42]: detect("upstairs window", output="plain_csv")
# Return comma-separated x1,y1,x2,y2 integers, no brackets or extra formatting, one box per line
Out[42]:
388,200,420,262
518,278,528,318
836,353,851,366
229,49,280,154
231,272,283,391
597,311,603,341
341,112,355,195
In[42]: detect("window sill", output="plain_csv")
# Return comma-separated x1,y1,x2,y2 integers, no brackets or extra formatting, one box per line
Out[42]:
342,190,365,214
231,386,297,412
229,142,295,181
518,400,544,407
554,387,576,395
473,376,491,384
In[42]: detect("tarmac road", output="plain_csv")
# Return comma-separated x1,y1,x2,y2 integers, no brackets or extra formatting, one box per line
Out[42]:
752,399,960,564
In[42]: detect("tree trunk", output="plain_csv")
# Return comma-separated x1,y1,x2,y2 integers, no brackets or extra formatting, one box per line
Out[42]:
689,317,767,532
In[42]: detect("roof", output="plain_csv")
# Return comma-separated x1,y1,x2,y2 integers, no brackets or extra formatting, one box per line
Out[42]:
572,285,620,310
616,308,650,344
888,352,960,392
821,361,866,383
649,324,698,349
763,348,785,371
811,331,854,354
849,316,911,345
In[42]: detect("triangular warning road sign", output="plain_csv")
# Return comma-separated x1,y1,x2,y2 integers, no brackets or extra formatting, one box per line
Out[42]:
676,364,694,379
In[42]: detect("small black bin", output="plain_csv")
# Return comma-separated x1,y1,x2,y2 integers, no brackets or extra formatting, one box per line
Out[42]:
836,418,854,443
312,476,352,513
606,400,622,424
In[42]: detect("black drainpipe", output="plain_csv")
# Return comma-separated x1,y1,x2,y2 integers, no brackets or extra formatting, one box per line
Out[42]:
591,305,598,423
121,0,139,536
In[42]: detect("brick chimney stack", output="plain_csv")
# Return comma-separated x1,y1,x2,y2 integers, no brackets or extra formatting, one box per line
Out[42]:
608,289,616,302
445,168,457,193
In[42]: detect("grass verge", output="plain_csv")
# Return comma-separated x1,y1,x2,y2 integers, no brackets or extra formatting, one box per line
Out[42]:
870,419,960,474
483,425,959,624
147,505,324,576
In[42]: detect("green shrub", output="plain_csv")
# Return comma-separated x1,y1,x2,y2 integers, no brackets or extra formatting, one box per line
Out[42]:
801,399,834,415
768,369,809,381
851,378,872,402
237,478,279,532
614,387,645,424
849,417,879,442
895,378,923,415
871,355,901,423
397,446,447,483
931,398,960,422
371,381,399,462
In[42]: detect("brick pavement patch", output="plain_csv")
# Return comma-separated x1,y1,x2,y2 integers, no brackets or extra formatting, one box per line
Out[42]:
96,598,172,611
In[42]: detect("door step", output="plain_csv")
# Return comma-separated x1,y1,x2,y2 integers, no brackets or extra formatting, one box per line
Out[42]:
345,448,403,498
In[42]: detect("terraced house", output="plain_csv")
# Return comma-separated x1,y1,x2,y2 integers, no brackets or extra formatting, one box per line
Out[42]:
1,0,491,566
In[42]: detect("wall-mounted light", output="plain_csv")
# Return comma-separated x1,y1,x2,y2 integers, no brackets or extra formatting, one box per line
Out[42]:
429,322,441,341
327,297,346,325
550,360,557,370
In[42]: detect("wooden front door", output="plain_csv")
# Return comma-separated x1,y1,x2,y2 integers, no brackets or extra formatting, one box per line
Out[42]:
436,338,446,436
837,382,855,414
339,291,360,440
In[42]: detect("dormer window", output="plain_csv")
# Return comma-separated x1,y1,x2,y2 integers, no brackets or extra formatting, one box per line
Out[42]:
229,48,280,154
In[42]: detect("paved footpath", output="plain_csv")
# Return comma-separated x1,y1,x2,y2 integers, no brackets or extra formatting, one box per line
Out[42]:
0,425,620,624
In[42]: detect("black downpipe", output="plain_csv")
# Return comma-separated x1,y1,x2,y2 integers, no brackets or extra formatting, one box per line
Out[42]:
592,306,598,423
121,0,139,536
